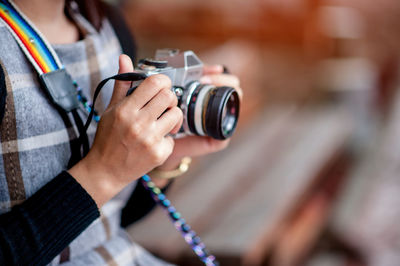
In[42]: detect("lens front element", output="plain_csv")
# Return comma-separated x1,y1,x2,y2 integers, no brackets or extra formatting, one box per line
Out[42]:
221,91,239,137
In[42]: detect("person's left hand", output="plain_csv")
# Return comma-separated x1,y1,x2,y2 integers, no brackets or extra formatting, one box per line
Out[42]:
152,65,242,186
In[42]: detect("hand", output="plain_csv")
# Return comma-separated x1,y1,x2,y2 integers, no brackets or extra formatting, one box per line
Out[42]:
199,64,243,100
69,54,183,207
154,65,242,184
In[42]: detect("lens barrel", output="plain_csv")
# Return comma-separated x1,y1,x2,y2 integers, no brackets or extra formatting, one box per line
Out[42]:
186,84,240,140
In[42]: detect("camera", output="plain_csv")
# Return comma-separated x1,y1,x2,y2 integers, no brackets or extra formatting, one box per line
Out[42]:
128,49,240,140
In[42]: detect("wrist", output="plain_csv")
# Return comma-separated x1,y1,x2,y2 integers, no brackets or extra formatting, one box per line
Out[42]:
68,155,123,207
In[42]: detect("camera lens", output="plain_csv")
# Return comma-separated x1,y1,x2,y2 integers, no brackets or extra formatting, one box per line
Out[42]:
187,84,240,140
205,86,240,140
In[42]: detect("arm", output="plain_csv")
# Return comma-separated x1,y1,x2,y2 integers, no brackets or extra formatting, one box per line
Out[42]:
0,171,99,265
68,55,182,207
0,65,99,265
0,55,181,263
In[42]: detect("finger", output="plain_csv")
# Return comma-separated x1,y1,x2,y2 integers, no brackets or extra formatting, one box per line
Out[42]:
203,64,223,75
171,136,230,158
236,87,243,101
127,74,172,109
199,74,243,100
109,54,134,108
200,74,240,88
140,88,178,120
157,136,175,165
156,107,183,136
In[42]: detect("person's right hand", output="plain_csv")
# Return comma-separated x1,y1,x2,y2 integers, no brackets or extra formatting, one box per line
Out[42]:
69,54,183,207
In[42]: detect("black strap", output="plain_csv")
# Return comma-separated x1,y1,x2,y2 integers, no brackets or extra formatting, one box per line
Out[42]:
72,109,89,156
0,64,6,125
56,111,82,168
84,72,146,131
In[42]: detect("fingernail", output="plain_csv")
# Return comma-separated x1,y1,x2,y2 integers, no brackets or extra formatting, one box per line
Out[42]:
200,76,212,84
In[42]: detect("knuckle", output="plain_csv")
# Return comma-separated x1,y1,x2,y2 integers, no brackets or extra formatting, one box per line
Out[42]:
167,90,177,105
145,75,162,88
160,88,175,103
146,75,160,87
155,154,166,166
150,147,165,165
128,123,142,138
159,74,172,88
142,135,155,150
171,106,183,120
164,107,182,123
147,74,171,89
114,105,127,123
154,89,177,109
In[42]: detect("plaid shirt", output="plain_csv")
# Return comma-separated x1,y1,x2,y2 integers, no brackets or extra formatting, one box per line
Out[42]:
0,11,171,266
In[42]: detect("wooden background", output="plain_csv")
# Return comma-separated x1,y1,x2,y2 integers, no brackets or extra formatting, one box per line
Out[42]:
119,0,400,265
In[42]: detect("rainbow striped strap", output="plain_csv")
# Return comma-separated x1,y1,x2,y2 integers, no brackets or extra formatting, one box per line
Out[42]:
0,0,80,112
0,0,63,74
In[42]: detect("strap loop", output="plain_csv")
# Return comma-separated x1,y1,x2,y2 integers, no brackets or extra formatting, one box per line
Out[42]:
84,72,147,130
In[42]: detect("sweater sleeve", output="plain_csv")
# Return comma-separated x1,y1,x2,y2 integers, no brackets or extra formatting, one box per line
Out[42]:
0,171,100,265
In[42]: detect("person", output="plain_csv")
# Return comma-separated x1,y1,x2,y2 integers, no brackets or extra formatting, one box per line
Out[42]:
0,0,242,265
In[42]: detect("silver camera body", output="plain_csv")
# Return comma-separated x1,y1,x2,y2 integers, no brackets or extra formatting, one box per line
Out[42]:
153,49,204,87
132,49,240,140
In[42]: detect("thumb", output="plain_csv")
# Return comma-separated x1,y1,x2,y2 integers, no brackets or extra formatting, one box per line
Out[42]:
108,54,134,108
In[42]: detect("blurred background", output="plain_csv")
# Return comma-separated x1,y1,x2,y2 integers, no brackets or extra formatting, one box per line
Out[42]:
114,0,400,265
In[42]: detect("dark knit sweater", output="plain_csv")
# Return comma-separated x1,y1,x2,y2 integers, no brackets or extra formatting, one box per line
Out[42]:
0,171,99,265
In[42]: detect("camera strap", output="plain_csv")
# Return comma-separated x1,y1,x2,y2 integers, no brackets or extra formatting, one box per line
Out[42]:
84,72,147,131
0,0,79,111
1,1,219,264
0,0,89,163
